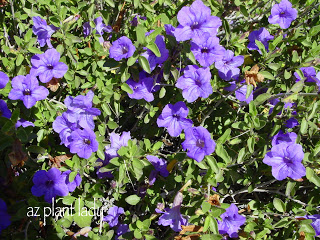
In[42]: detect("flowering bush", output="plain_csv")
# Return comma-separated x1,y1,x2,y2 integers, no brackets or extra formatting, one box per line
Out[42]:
0,0,320,239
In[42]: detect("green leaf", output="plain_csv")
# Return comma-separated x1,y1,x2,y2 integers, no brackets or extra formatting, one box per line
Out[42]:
146,42,161,57
159,87,166,98
202,201,211,213
138,56,151,74
206,156,219,174
203,216,211,232
300,118,308,135
16,54,24,66
121,83,133,94
246,84,253,99
273,198,286,213
136,24,147,45
254,93,271,106
290,80,304,93
215,143,231,163
74,209,93,228
306,167,320,187
240,5,248,17
260,71,275,80
125,195,141,205
255,40,266,55
217,129,231,144
152,141,162,151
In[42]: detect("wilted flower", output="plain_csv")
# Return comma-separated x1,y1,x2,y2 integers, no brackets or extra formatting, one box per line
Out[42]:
8,74,49,109
268,0,297,29
174,0,221,41
244,64,264,87
83,22,92,37
32,16,59,48
215,50,244,81
190,33,225,67
0,100,12,119
263,143,306,180
164,24,175,36
0,199,11,234
271,130,297,146
31,168,69,203
64,90,101,130
109,36,136,61
157,192,187,232
62,170,82,192
94,17,112,43
116,224,130,240
104,206,125,228
69,128,99,159
96,155,113,179
130,15,146,26
182,126,216,162
30,48,68,83
176,65,213,103
0,71,9,89
126,74,154,102
15,119,34,128
53,112,79,147
146,155,169,185
247,28,274,53
105,131,131,158
141,33,169,71
157,101,193,137
217,203,246,238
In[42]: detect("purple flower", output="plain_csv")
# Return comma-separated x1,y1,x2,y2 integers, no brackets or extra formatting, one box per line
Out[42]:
53,112,79,147
8,74,49,109
146,155,169,185
62,170,82,192
286,117,299,128
83,22,92,37
217,203,246,238
69,128,99,159
0,71,9,89
248,28,274,53
271,130,297,146
104,206,125,228
64,90,101,130
109,36,136,61
263,143,306,180
215,50,244,81
176,65,213,103
32,16,59,48
268,0,297,29
174,0,222,41
157,101,193,137
304,215,320,236
235,84,253,104
164,24,176,36
15,119,34,128
30,48,68,83
191,33,225,67
157,192,187,232
31,168,69,203
182,126,216,162
141,34,169,71
116,224,130,240
94,17,112,43
294,67,317,83
105,131,131,158
126,73,154,102
0,199,11,234
130,15,147,26
0,100,12,119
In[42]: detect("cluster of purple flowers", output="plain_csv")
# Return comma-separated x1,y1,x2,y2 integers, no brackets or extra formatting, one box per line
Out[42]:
53,91,100,159
32,16,59,48
263,129,306,180
103,206,130,239
31,168,81,203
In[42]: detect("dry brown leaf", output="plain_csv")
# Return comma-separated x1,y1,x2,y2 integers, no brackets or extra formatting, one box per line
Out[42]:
0,0,7,7
245,64,264,87
180,225,203,235
299,231,305,240
49,154,72,168
8,139,28,167
46,77,61,92
174,234,201,240
208,194,220,206
294,178,304,182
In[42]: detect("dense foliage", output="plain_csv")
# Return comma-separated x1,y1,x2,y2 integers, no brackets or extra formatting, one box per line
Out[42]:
0,0,320,239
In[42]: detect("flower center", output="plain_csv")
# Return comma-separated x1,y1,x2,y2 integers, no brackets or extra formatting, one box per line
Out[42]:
122,46,129,54
191,21,200,30
45,180,54,187
47,64,54,70
201,47,209,53
196,139,205,148
280,11,285,16
173,114,180,119
195,78,202,86
23,89,31,95
84,138,91,145
284,157,292,164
